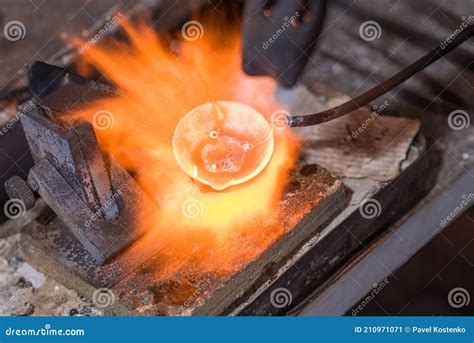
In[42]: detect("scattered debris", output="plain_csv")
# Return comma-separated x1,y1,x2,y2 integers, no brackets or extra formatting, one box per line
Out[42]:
0,233,103,316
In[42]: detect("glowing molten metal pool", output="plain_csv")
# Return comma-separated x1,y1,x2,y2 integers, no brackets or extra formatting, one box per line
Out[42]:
173,101,275,190
73,18,301,280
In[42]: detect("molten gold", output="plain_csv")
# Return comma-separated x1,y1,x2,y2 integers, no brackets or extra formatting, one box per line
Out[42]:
173,101,274,190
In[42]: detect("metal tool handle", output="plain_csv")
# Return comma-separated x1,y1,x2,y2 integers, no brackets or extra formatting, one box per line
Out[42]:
242,0,327,87
289,24,474,127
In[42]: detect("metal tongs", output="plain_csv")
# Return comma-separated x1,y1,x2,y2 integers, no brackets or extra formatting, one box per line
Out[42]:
289,25,474,127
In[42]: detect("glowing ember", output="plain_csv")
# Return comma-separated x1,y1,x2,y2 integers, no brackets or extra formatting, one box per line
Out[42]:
172,101,274,190
72,17,300,280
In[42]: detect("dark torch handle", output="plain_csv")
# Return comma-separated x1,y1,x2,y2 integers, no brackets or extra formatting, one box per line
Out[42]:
289,24,474,127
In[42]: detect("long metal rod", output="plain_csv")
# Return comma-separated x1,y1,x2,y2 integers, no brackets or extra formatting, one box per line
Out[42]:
290,24,474,127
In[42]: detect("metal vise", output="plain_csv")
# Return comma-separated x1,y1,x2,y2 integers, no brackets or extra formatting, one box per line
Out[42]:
4,62,153,266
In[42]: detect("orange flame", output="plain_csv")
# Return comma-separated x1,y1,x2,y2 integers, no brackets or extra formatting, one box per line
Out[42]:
73,18,299,279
